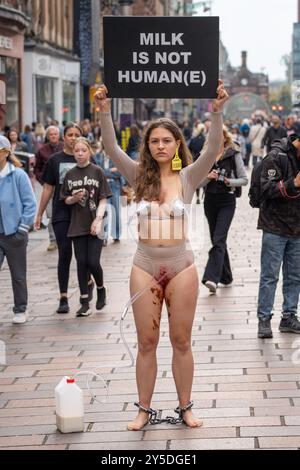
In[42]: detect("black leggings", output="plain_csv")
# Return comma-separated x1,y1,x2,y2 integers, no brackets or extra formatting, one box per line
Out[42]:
52,221,73,294
202,192,236,285
72,235,104,296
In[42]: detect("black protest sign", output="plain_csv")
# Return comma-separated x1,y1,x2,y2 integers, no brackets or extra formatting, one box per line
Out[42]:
104,16,219,99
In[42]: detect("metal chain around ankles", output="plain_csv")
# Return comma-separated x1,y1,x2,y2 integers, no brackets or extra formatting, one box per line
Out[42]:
134,401,194,426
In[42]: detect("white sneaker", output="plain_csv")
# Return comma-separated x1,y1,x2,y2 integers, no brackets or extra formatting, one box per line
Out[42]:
205,281,217,294
12,313,28,324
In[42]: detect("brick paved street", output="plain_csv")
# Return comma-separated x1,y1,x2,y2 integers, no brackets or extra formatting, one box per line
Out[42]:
1,185,300,450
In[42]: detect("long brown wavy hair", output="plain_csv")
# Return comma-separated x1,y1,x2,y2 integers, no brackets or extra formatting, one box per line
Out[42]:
134,118,193,203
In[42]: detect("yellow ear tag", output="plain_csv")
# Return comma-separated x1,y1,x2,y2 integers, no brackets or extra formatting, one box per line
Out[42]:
172,148,182,172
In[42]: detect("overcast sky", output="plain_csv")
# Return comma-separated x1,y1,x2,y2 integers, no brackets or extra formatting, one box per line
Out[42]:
194,0,297,81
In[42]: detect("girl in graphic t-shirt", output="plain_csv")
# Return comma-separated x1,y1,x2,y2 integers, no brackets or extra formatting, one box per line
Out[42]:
61,137,112,317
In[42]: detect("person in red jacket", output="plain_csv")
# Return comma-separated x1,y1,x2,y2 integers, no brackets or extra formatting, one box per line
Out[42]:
34,126,63,251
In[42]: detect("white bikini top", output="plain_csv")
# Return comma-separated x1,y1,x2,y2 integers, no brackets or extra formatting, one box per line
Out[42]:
136,198,186,220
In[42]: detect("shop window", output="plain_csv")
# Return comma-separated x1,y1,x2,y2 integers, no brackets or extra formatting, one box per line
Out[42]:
36,76,55,125
0,56,19,130
63,81,76,123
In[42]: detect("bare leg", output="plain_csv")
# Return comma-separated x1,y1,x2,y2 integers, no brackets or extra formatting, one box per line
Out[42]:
165,264,203,428
127,265,164,431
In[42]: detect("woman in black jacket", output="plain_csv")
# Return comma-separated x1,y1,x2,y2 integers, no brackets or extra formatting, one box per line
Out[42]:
200,128,248,294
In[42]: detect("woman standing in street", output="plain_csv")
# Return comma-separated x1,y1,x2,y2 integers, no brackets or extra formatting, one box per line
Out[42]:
201,127,248,294
60,138,112,316
0,136,36,324
94,81,228,431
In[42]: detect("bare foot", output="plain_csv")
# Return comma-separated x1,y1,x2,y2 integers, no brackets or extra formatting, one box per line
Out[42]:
182,409,203,428
127,411,149,431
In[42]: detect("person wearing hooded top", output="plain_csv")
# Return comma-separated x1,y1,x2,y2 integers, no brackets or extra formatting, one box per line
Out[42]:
200,127,248,295
257,133,300,339
0,136,36,324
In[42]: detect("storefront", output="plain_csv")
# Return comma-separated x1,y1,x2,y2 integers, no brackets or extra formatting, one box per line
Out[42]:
23,51,80,126
0,29,24,131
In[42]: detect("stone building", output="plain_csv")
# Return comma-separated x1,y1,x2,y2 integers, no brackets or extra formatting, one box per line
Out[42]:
224,51,269,121
0,0,29,130
23,0,81,126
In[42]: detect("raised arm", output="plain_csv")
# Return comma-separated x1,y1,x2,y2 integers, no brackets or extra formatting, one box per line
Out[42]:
94,86,138,187
182,80,228,191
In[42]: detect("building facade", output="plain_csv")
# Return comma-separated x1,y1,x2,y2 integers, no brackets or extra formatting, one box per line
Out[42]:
291,1,300,108
224,51,269,121
0,0,29,131
73,0,101,120
23,0,80,127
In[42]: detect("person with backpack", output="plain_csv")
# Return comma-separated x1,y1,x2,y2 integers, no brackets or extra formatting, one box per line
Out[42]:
200,128,248,294
255,134,300,339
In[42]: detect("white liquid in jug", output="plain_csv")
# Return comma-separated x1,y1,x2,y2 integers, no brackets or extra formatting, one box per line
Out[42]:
56,414,84,434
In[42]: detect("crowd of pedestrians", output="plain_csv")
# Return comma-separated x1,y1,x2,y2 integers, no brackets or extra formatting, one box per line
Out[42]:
0,103,300,343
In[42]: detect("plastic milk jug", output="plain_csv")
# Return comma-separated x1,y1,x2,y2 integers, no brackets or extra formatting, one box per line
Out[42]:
55,376,84,433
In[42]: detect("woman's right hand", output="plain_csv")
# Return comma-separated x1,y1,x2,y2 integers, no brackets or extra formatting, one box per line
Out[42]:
207,170,219,180
72,190,85,204
94,85,111,113
34,215,42,231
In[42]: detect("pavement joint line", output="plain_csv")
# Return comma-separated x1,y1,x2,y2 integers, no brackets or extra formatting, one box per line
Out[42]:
254,437,259,449
86,423,93,433
250,407,254,417
280,416,285,426
289,398,295,407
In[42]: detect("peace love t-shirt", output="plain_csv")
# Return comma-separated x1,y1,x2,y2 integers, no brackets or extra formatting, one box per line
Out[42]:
60,163,112,237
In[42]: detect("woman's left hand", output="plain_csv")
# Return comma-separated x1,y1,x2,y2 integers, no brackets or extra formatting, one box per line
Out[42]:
212,80,229,113
91,219,101,236
224,177,231,186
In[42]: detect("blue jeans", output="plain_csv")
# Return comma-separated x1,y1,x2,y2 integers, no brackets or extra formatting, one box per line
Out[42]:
257,232,300,320
105,180,122,240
